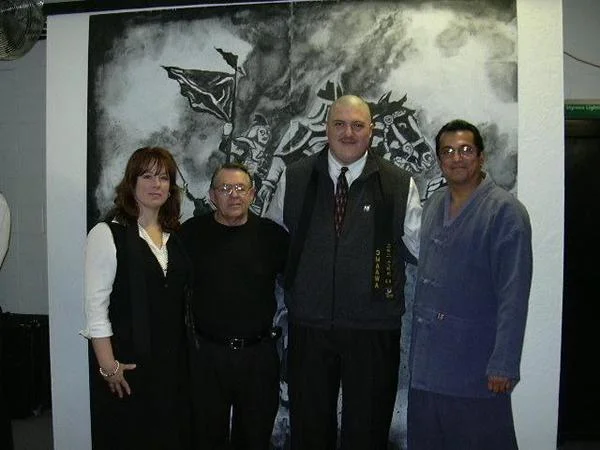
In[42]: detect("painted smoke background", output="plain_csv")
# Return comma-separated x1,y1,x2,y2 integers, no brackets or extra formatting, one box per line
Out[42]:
87,1,516,448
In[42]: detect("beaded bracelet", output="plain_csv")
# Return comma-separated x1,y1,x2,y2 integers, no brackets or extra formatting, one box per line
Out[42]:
99,360,120,378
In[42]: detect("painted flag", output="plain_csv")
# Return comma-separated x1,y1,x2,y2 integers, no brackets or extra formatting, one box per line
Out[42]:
163,65,234,122
215,47,237,70
215,47,246,76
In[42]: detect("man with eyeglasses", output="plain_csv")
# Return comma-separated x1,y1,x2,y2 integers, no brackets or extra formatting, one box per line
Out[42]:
180,162,288,450
407,119,533,449
266,95,422,450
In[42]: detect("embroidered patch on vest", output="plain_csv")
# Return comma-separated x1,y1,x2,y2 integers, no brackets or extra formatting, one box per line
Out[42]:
373,242,394,300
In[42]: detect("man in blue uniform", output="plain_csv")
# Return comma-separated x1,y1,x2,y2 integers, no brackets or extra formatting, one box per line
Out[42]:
408,119,533,449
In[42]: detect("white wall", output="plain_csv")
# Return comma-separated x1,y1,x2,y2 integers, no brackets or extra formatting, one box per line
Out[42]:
0,43,48,315
46,15,91,449
513,1,564,449
563,0,600,100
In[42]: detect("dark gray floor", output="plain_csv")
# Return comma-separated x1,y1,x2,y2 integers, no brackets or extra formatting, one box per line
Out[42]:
9,410,600,450
11,409,53,450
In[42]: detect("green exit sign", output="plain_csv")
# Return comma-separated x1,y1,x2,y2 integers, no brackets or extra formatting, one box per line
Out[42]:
565,103,600,119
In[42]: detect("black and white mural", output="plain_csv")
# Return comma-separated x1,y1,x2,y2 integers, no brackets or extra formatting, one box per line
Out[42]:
87,1,517,448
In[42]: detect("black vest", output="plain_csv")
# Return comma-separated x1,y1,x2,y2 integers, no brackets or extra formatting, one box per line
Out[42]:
106,222,190,364
282,150,413,330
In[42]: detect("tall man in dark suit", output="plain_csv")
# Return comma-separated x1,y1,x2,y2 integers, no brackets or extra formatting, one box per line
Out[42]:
266,95,422,450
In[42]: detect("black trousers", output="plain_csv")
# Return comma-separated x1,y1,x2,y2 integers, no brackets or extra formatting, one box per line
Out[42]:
287,324,401,450
190,338,280,450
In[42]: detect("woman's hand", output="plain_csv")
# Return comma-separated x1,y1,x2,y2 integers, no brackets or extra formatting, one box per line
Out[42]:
100,360,137,398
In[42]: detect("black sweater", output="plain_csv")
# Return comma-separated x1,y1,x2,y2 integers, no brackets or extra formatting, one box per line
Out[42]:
180,213,288,337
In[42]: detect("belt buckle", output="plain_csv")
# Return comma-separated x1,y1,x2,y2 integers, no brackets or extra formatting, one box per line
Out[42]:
229,338,244,350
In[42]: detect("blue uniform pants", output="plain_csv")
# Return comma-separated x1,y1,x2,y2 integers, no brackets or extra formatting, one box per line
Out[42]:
407,388,518,450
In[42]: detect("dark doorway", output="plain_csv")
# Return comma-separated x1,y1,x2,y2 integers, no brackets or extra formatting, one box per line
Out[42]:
558,119,600,444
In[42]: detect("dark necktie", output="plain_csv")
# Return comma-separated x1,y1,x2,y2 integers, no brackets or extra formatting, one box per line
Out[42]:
334,167,349,236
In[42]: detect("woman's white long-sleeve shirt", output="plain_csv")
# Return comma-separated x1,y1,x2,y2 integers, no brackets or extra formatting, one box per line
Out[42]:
81,222,169,339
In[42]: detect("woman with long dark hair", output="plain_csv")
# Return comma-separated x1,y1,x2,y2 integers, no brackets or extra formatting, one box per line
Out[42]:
82,147,191,449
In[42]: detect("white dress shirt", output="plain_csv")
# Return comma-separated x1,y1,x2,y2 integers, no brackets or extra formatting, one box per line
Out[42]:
81,221,170,339
0,193,9,267
265,149,422,259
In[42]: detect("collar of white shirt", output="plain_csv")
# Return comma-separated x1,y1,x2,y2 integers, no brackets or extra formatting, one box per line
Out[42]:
327,149,368,187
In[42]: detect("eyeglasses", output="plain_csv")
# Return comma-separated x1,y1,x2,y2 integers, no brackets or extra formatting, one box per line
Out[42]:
439,145,478,160
213,183,252,197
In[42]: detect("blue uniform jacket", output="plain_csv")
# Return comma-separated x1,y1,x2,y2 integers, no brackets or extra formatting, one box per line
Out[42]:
410,175,533,398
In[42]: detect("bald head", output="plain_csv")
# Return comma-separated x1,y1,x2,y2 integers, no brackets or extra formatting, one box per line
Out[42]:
327,95,372,124
326,94,374,165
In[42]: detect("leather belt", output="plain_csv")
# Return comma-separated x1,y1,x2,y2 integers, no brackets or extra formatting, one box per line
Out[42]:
195,327,281,351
